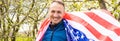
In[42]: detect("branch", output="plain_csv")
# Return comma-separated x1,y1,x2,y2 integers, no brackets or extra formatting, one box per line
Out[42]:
113,2,120,11
98,0,107,10
37,3,48,21
11,0,35,27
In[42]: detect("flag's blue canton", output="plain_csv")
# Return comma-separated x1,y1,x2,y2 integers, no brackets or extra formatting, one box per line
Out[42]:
63,19,94,41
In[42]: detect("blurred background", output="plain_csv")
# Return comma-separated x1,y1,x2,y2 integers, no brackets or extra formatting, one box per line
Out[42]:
0,0,120,41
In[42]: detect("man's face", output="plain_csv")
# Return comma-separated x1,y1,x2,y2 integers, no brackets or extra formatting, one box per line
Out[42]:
48,2,64,25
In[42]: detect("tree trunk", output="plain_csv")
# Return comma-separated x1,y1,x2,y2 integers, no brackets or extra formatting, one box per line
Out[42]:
98,0,107,10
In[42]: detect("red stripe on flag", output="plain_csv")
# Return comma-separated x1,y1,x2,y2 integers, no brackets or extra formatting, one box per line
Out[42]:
86,24,112,41
64,13,112,41
84,12,120,36
38,18,50,34
114,28,120,36
38,18,50,41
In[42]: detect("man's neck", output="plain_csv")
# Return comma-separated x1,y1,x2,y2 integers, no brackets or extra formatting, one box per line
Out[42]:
50,20,63,30
50,24,57,30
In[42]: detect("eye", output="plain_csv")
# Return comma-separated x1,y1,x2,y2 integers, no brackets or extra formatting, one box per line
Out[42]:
57,11,61,14
51,10,55,13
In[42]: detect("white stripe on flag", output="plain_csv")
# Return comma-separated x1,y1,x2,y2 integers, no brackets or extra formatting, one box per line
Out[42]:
69,12,120,41
83,11,120,36
91,10,120,27
67,20,99,41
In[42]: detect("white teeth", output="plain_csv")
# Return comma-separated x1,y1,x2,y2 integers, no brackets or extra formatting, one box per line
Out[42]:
53,18,58,21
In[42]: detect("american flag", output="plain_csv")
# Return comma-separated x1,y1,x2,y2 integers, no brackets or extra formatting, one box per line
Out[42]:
63,19,93,41
36,9,120,41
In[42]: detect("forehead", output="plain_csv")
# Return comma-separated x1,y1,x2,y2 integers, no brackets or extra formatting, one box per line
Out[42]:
49,2,64,10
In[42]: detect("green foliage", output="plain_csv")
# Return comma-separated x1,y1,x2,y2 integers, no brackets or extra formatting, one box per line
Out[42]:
65,0,120,20
16,34,33,41
16,37,32,41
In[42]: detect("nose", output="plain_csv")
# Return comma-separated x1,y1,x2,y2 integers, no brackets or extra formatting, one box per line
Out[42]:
53,12,58,17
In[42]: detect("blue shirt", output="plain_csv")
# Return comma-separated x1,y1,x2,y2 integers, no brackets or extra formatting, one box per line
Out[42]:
42,20,67,41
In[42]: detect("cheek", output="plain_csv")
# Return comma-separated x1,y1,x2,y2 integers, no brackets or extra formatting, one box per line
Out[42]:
60,13,64,18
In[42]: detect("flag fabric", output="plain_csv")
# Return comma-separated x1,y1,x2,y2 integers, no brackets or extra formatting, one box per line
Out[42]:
63,19,94,41
36,9,120,41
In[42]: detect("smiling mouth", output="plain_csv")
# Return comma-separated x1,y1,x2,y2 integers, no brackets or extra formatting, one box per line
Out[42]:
53,18,59,21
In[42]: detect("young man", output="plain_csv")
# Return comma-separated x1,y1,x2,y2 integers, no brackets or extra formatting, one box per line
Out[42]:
42,0,67,41
36,0,91,41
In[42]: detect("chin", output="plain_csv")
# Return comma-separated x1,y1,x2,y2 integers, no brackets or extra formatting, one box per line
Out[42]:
52,20,61,24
